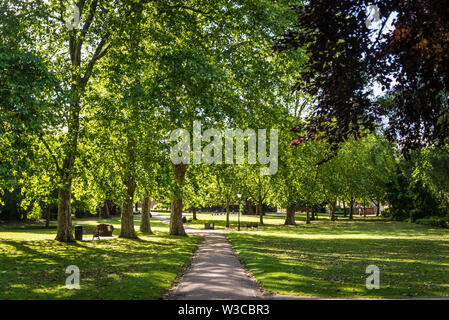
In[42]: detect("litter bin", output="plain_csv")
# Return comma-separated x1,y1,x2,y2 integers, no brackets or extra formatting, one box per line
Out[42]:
74,225,83,241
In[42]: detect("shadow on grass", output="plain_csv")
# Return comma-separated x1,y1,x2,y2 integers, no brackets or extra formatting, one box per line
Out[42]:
0,233,202,299
228,221,449,297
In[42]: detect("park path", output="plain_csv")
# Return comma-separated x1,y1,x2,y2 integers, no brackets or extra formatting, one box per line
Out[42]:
152,214,262,300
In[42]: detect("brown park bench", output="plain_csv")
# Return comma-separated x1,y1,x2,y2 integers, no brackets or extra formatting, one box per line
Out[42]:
204,223,215,230
96,223,114,237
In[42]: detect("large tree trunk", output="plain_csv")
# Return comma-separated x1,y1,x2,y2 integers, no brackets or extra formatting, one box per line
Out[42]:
170,163,188,236
343,200,347,217
284,203,296,225
376,200,380,216
258,201,264,225
120,135,138,239
56,187,73,241
55,100,80,242
192,207,197,220
120,177,137,238
140,191,152,233
225,199,230,228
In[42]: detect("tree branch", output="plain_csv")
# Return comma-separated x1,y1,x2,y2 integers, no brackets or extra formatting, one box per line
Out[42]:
81,33,110,88
38,134,61,174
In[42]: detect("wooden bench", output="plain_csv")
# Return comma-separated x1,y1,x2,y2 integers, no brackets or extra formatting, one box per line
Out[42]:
96,223,114,237
205,223,215,230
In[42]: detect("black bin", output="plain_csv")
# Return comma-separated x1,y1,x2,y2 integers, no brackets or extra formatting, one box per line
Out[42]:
74,225,83,241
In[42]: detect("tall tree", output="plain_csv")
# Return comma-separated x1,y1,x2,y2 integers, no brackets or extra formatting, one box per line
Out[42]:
277,1,449,160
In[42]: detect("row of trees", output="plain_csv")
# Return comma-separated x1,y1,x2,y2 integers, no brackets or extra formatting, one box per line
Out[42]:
1,0,303,241
3,1,449,242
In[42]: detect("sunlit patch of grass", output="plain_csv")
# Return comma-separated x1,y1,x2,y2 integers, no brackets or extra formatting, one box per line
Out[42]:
228,219,449,297
181,212,323,230
0,219,201,299
0,215,168,240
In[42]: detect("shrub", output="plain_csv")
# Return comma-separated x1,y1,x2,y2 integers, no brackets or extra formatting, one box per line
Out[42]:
415,216,448,228
409,209,426,222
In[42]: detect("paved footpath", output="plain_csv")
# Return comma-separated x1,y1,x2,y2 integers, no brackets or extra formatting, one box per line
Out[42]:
152,215,261,300
167,229,261,300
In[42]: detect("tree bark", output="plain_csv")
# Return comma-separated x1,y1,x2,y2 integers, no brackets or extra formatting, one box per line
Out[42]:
170,163,188,236
120,134,138,239
376,200,380,216
140,191,152,233
343,200,347,217
56,187,73,241
349,198,354,220
55,99,80,242
258,202,264,225
284,203,296,225
101,199,110,218
329,200,336,221
192,207,197,220
120,176,137,238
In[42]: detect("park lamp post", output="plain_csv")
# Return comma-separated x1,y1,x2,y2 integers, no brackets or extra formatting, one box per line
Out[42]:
237,191,242,231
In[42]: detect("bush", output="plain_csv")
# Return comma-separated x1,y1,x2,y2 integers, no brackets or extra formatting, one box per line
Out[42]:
415,216,448,228
409,209,426,222
381,208,392,218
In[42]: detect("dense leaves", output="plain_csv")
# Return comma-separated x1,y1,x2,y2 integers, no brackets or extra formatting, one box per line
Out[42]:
277,0,449,159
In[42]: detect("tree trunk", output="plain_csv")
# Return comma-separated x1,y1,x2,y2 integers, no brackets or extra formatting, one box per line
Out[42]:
306,207,311,224
140,191,152,233
310,206,315,221
170,163,188,236
363,201,366,217
258,201,264,225
120,175,137,238
101,199,110,218
343,201,347,217
120,135,138,239
55,104,79,242
44,204,51,228
225,199,230,228
284,203,296,225
56,186,74,242
330,200,336,221
192,207,197,220
349,198,354,220
376,200,380,216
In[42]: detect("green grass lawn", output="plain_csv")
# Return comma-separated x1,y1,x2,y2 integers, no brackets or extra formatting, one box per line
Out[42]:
177,211,329,230
0,216,201,299
227,218,449,298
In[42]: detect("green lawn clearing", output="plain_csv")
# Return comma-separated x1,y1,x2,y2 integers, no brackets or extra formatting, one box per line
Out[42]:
227,218,449,298
179,211,329,230
0,216,201,299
